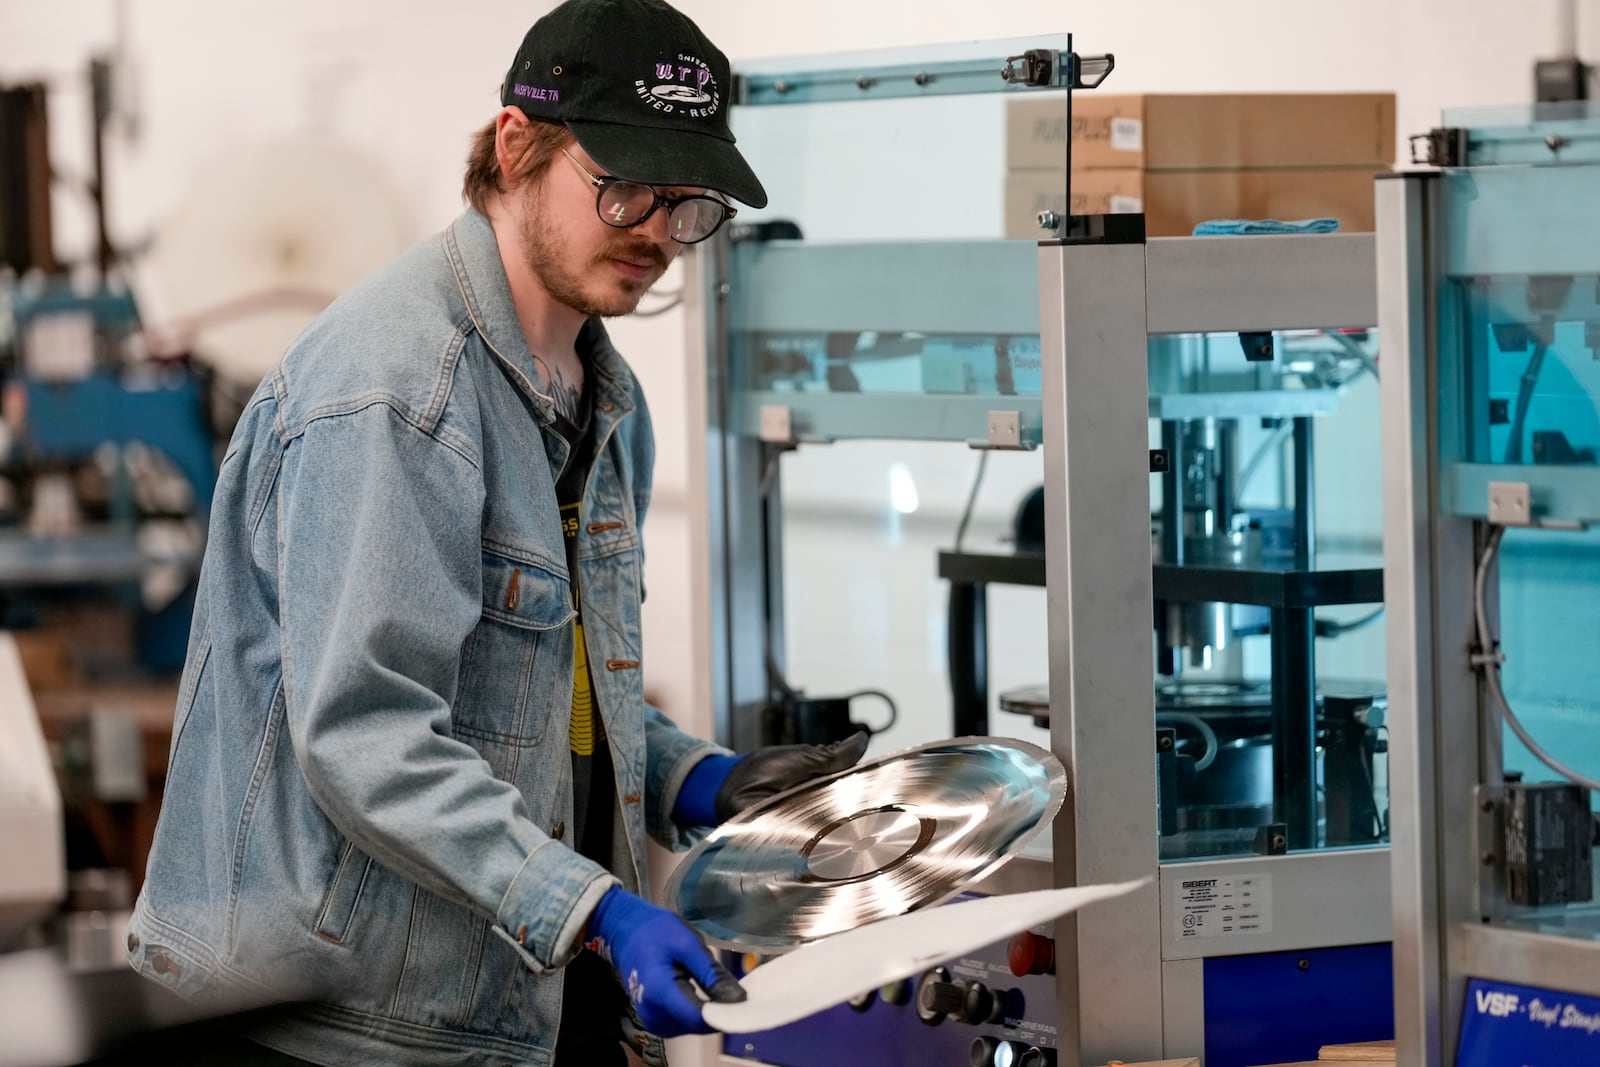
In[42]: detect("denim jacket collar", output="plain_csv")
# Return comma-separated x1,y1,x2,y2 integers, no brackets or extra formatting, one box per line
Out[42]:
444,209,637,427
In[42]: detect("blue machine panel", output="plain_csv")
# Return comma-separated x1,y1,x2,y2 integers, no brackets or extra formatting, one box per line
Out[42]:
1457,977,1600,1066
22,372,217,512
721,900,1060,1067
1203,943,1393,1067
723,995,1050,1067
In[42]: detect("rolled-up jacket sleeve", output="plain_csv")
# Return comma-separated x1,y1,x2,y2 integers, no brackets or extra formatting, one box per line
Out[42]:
277,402,614,974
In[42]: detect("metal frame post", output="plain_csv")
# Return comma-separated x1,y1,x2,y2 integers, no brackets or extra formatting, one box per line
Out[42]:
691,237,789,753
1378,171,1485,1065
1039,235,1163,1064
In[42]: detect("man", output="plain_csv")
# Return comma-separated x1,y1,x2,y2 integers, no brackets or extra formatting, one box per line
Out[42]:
125,2,867,1064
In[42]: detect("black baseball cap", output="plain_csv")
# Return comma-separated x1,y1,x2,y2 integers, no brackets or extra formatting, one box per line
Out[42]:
501,0,767,208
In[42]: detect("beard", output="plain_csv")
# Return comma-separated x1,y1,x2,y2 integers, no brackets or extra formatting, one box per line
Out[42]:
521,193,669,318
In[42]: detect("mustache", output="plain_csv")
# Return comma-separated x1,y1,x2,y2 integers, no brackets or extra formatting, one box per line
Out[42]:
595,241,669,271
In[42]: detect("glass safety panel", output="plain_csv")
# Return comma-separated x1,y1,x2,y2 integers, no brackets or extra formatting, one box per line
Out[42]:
1146,325,1388,862
1439,158,1600,525
773,439,1050,758
723,36,1073,447
726,240,1044,444
1492,525,1600,939
787,321,1393,857
1437,141,1600,938
721,37,1070,761
1441,101,1600,167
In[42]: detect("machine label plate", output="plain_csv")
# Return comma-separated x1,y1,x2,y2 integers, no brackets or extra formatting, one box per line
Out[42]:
1176,873,1272,939
1457,977,1600,1066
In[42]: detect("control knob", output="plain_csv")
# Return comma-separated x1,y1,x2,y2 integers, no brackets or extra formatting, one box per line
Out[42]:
918,978,967,1018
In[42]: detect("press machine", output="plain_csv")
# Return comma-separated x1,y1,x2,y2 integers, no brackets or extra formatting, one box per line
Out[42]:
1383,102,1600,1067
681,35,1396,1067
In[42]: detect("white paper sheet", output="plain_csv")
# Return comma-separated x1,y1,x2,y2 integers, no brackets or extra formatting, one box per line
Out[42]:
702,878,1150,1033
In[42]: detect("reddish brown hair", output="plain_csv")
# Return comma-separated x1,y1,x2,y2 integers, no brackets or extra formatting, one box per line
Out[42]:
462,113,570,215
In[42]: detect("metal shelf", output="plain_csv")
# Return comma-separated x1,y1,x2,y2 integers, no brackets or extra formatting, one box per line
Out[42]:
738,392,1043,446
1446,462,1600,527
938,549,1044,586
1151,562,1384,608
939,550,1384,608
729,240,1041,337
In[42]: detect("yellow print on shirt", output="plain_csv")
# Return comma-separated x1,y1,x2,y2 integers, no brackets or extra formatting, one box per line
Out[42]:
562,501,597,756
569,619,595,756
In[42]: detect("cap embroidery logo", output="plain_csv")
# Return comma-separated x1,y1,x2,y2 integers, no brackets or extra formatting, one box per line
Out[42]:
635,54,720,118
512,83,561,102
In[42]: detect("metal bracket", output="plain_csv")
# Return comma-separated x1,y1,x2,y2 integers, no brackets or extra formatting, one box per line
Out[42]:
980,410,1024,450
1070,52,1115,89
1239,331,1275,363
1487,481,1532,526
1252,823,1289,856
1000,49,1059,87
758,404,797,446
1409,127,1469,167
1000,50,1113,90
1475,784,1505,922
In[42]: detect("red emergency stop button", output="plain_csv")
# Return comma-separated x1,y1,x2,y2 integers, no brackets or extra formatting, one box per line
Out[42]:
1007,930,1055,977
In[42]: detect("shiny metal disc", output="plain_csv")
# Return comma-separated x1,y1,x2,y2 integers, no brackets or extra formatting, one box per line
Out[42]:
663,737,1067,952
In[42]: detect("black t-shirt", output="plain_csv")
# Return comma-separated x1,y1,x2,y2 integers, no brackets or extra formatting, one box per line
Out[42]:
549,376,628,1067
551,400,616,865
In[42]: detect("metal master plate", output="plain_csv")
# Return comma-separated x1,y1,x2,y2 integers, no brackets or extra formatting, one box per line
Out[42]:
663,736,1067,952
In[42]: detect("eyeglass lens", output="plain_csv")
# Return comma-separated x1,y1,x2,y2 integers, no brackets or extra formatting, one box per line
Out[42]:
597,181,726,243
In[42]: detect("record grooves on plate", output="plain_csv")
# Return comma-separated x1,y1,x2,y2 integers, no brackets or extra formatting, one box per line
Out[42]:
663,737,1068,951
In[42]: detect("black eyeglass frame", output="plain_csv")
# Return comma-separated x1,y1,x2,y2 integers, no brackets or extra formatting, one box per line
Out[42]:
562,149,736,245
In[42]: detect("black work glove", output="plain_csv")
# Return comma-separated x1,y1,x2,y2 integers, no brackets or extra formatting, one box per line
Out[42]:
713,731,870,822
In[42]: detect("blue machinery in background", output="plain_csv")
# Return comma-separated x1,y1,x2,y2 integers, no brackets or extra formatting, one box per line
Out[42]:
1,282,216,670
2,62,218,673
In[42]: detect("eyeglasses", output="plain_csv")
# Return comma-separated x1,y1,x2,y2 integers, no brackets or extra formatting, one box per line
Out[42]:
562,149,735,245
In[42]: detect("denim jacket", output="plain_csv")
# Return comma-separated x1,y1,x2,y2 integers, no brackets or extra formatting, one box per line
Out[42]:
125,209,724,1067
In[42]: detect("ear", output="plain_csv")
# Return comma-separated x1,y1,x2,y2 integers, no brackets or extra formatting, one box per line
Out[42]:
493,106,533,185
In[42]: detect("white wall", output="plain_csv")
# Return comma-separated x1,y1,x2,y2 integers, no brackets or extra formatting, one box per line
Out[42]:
2,0,1591,735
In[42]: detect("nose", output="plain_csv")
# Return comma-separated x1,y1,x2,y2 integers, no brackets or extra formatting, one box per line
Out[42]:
631,202,675,246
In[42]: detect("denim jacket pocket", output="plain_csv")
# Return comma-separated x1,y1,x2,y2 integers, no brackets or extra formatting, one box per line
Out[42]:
451,550,575,748
314,840,374,947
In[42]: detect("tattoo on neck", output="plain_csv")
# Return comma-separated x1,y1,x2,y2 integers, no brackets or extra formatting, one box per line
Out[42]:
534,356,584,425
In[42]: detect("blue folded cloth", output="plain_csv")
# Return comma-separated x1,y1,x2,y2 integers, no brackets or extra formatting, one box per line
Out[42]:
1192,218,1341,236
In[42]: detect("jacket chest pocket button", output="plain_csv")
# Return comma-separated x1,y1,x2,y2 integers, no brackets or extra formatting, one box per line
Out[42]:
151,953,179,976
552,821,566,841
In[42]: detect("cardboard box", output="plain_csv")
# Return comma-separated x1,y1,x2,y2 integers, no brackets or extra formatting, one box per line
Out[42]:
1007,93,1396,171
1004,169,1146,239
1004,167,1383,239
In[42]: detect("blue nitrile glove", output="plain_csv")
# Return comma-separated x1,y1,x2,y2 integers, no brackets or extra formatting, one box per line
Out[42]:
672,732,870,827
586,886,746,1037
